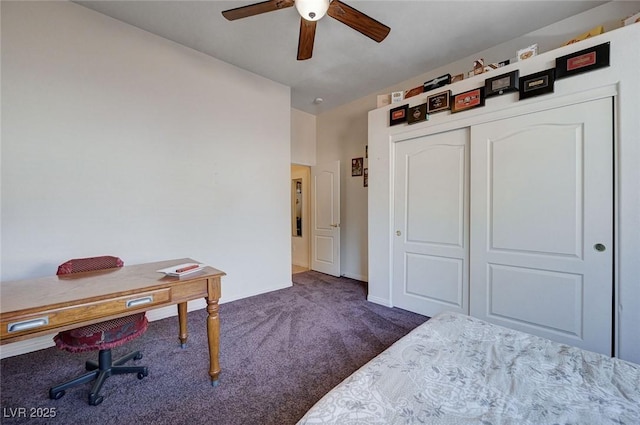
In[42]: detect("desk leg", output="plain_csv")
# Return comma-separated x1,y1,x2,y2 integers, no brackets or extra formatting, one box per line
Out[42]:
205,275,222,386
206,295,221,386
177,302,188,349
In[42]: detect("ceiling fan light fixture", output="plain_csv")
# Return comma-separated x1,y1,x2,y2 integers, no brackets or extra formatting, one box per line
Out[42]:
295,0,330,21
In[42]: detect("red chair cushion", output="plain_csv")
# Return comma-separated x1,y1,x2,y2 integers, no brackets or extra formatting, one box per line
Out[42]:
54,313,148,353
54,256,147,353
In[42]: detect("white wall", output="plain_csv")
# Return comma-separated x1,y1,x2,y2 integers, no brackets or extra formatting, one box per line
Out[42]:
316,0,639,285
291,108,316,166
368,24,640,363
1,2,291,356
290,109,315,272
316,100,371,281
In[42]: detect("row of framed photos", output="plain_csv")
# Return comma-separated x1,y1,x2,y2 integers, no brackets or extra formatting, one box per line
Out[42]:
390,42,610,126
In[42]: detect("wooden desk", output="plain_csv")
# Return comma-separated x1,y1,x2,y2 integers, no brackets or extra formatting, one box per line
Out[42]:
0,258,225,385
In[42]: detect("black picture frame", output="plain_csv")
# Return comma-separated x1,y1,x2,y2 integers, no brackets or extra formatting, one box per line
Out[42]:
485,70,519,97
407,103,428,125
351,157,363,176
555,42,610,79
423,74,451,93
389,105,408,126
427,90,451,113
451,87,485,113
519,68,555,100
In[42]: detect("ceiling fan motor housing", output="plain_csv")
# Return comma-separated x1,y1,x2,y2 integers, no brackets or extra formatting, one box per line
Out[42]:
295,0,330,21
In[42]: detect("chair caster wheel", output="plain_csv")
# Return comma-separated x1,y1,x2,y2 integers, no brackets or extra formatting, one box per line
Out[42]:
134,352,143,361
89,394,103,406
137,369,148,379
50,390,65,400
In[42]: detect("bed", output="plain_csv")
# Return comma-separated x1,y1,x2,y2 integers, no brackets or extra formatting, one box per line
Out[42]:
297,311,640,425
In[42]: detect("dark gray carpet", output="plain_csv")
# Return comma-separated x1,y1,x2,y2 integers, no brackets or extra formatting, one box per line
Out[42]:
0,271,428,424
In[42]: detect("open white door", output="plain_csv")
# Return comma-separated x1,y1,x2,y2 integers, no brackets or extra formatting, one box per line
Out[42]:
311,161,340,277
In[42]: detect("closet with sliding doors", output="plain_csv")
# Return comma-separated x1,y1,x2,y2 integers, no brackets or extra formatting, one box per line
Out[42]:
367,26,640,359
391,97,612,355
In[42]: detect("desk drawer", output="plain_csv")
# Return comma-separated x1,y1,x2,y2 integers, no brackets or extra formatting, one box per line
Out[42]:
1,288,170,340
171,279,208,302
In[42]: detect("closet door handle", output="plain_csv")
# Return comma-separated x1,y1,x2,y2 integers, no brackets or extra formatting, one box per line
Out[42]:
594,243,606,252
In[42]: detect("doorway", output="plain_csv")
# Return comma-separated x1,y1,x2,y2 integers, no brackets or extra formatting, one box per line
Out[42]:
310,160,341,277
291,165,311,274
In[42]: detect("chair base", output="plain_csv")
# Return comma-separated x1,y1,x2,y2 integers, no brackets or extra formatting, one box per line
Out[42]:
49,348,148,406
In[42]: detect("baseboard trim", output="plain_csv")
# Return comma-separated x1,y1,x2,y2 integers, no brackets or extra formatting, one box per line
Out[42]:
367,295,392,307
0,335,54,359
341,272,368,282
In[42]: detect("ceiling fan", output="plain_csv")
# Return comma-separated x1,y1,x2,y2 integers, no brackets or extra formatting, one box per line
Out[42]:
221,0,390,60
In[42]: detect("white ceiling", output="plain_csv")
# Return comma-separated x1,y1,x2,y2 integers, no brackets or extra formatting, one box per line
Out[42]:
74,1,608,114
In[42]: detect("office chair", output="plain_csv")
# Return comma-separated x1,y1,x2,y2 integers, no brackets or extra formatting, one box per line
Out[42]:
48,256,149,406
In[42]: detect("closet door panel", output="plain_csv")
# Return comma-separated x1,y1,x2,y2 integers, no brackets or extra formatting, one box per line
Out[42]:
393,128,469,317
487,264,583,337
490,126,581,256
470,98,613,355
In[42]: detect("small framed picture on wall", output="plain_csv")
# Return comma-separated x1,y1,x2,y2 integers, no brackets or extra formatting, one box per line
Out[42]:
352,157,364,176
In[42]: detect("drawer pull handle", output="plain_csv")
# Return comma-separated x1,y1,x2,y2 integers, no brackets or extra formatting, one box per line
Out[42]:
126,296,153,308
8,317,49,333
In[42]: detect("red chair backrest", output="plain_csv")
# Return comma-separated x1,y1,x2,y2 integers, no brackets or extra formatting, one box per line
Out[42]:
57,256,124,275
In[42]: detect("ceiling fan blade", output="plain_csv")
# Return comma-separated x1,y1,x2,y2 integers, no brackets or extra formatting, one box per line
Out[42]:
222,0,294,21
327,0,390,43
297,18,317,60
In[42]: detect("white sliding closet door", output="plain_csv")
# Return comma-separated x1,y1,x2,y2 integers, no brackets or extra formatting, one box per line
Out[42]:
393,129,469,317
470,98,613,355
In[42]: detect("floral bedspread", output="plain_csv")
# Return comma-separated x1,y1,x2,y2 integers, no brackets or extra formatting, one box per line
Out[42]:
297,311,640,425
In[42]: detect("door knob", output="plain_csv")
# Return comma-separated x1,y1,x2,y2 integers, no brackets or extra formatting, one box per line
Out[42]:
330,223,339,228
594,243,606,252
396,230,401,236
